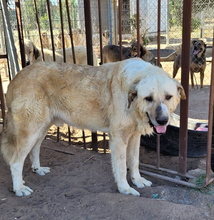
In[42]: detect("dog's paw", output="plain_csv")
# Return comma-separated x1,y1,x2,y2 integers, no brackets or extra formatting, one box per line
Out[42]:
132,177,152,188
14,185,34,197
32,166,50,176
118,186,140,196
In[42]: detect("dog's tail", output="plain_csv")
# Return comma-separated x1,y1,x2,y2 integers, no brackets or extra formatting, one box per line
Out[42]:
172,67,178,78
172,54,181,78
1,117,17,165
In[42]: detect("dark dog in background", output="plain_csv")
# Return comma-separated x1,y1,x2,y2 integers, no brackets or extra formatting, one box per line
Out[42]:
102,45,132,63
130,41,157,65
173,39,207,88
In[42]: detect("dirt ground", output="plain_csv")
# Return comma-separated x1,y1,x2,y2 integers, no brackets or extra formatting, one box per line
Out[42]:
1,137,214,220
1,62,214,219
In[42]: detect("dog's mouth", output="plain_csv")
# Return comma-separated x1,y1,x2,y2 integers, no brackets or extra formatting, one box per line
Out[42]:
193,47,203,55
146,112,167,134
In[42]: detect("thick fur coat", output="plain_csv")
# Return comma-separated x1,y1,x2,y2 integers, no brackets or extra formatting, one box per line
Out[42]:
1,58,185,197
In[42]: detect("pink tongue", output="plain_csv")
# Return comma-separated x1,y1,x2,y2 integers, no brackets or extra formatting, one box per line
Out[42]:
155,126,167,133
193,50,199,55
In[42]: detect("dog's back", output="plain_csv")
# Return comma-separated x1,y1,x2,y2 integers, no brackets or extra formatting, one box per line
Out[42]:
102,45,132,63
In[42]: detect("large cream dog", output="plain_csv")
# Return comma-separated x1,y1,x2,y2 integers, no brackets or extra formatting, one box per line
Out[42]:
1,58,185,197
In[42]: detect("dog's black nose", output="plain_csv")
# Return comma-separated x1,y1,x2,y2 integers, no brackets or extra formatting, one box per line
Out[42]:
26,61,30,66
156,117,168,125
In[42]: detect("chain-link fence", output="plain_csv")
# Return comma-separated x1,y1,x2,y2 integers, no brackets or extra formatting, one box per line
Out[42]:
2,1,213,59
0,0,213,105
0,0,213,101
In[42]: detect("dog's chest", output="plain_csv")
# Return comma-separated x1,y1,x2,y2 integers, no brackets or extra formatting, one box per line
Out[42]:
190,56,206,72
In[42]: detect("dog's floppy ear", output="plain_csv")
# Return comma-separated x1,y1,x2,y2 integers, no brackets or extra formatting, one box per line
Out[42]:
140,45,147,57
192,40,197,46
203,42,207,52
177,83,186,100
128,83,138,108
33,45,41,60
173,79,186,100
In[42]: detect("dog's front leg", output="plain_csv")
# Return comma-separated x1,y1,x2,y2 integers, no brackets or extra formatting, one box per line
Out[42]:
109,136,140,196
127,133,152,188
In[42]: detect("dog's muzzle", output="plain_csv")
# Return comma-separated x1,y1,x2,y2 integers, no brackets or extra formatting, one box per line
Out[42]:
146,112,168,134
193,47,202,55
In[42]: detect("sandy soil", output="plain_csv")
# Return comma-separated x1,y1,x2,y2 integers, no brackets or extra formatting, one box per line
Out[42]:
0,61,214,220
0,137,214,220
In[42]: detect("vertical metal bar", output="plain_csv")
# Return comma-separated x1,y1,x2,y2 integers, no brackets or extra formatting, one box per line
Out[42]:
67,127,71,144
46,0,59,140
136,0,140,57
98,0,107,151
46,0,55,61
108,0,113,45
15,0,26,68
1,0,20,78
178,0,192,175
118,0,122,60
112,0,118,45
83,0,94,66
59,0,66,62
82,130,86,149
103,133,106,154
65,0,76,143
57,127,60,142
0,75,5,125
33,0,44,60
157,0,161,66
156,134,160,168
98,0,103,64
65,0,76,64
206,30,214,184
84,0,97,151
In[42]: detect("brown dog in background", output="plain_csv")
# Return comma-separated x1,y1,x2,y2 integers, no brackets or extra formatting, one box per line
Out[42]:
173,39,207,88
130,41,157,66
102,44,132,63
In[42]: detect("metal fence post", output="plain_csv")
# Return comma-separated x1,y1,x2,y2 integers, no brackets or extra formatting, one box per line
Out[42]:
178,0,192,175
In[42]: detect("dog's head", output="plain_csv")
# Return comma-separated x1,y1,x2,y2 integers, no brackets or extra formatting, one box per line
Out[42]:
103,30,110,39
127,60,186,135
192,40,206,57
130,41,147,58
15,39,42,67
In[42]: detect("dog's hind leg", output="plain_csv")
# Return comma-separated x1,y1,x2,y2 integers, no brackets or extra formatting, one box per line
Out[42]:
9,133,41,196
127,133,152,189
2,118,50,196
200,70,205,88
190,70,195,88
1,118,34,196
30,125,51,176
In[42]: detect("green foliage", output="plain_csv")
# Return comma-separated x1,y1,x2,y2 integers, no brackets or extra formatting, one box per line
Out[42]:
169,0,182,28
40,14,50,30
169,0,214,32
129,14,149,45
191,18,201,32
129,14,141,31
9,0,78,33
21,0,49,31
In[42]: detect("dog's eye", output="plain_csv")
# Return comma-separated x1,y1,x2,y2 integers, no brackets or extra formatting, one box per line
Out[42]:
145,96,153,102
165,95,172,100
